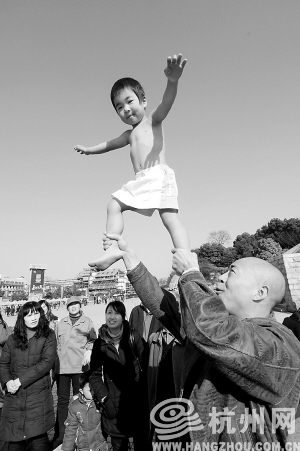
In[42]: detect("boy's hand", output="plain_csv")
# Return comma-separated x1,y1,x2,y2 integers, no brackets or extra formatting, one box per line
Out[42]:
164,53,187,83
74,145,89,155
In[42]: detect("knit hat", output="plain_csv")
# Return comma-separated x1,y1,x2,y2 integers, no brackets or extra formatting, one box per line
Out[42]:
66,296,81,308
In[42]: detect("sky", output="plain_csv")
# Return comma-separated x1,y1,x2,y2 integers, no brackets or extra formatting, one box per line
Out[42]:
1,0,300,282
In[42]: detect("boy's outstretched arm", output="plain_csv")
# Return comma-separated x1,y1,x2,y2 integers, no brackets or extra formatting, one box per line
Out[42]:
151,53,187,124
74,130,130,155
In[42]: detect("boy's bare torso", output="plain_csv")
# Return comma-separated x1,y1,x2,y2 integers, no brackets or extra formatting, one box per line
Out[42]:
126,116,166,173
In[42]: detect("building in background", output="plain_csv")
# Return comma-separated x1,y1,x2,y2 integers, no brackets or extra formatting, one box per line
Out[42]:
44,277,79,298
0,275,28,299
89,268,136,301
76,268,93,297
269,243,300,311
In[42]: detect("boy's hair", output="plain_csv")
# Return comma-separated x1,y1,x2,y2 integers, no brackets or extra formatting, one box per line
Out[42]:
105,300,126,321
79,371,90,389
110,78,146,110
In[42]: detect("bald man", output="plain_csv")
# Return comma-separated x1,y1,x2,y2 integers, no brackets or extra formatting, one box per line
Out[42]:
102,234,300,448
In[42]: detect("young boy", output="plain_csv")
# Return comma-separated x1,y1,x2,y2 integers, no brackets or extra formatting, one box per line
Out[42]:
74,53,189,270
61,372,107,451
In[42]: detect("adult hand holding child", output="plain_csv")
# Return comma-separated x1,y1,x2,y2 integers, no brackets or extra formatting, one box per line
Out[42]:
171,248,199,275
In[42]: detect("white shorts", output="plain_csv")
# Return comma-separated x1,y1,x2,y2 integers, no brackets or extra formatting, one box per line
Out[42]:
112,164,179,217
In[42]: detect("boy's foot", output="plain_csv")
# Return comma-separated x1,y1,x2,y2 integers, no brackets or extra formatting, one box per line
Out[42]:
88,244,123,271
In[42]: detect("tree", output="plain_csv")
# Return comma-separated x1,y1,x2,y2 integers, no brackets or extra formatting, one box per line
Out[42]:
233,233,259,259
207,230,231,246
11,291,28,301
255,218,300,250
194,243,236,268
254,238,282,261
63,286,73,298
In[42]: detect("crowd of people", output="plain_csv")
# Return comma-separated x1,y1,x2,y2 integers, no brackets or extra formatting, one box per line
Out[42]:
1,300,64,318
1,305,22,317
1,237,300,451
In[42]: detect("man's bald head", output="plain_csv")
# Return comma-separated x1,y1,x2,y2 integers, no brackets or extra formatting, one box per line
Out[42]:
217,257,286,319
244,257,286,307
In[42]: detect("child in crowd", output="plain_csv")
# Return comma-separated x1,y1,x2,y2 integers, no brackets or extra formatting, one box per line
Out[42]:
61,372,107,451
74,53,190,270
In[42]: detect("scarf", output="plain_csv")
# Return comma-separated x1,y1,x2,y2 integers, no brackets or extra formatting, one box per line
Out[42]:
100,323,124,346
69,311,82,326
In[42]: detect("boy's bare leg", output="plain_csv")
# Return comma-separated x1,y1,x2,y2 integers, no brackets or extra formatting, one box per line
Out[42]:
159,209,190,290
88,199,126,270
159,209,190,250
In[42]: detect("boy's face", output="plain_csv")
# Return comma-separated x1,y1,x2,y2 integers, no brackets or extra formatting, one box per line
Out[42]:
113,88,147,126
81,383,93,400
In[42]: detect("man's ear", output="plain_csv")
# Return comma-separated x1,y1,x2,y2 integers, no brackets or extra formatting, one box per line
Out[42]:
142,97,147,108
253,285,269,301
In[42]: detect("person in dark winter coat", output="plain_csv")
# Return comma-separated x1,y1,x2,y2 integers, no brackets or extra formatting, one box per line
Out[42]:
62,372,107,451
129,303,162,342
283,309,300,341
89,301,149,451
0,301,57,451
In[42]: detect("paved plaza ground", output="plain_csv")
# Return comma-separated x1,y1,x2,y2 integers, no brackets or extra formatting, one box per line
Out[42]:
2,299,300,444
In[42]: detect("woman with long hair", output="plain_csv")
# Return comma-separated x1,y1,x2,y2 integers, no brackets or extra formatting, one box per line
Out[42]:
89,300,149,451
0,301,56,451
38,299,58,330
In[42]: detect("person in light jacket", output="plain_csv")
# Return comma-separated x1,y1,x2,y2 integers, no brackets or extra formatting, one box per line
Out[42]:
52,296,97,448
